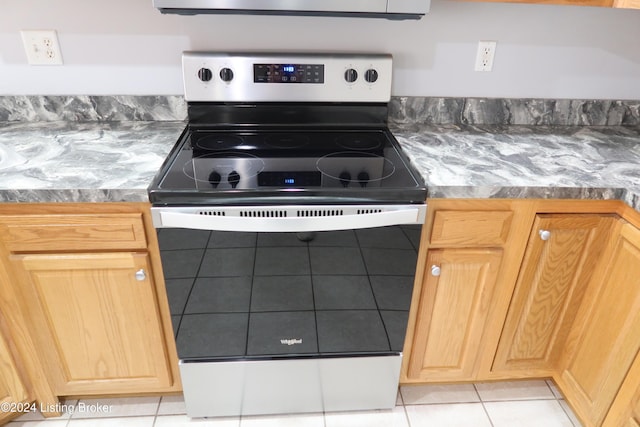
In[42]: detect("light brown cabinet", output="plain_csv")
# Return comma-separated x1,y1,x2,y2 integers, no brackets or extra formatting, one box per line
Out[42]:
557,220,640,426
402,201,534,383
613,0,640,7
10,252,172,395
492,214,615,376
403,198,640,427
460,0,639,10
0,203,179,407
407,248,502,380
0,322,30,424
604,349,640,426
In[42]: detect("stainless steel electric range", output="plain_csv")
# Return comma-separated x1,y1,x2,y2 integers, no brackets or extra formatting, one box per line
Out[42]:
148,52,427,418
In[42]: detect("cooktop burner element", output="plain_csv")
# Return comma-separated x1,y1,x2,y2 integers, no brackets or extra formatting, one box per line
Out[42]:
336,133,384,151
265,133,310,149
315,152,395,188
182,152,266,189
194,134,244,151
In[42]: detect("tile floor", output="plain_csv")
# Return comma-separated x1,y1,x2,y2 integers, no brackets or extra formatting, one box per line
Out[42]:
8,380,583,427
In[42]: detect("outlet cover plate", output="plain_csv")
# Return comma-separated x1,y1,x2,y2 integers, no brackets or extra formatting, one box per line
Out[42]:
475,40,496,72
21,30,63,65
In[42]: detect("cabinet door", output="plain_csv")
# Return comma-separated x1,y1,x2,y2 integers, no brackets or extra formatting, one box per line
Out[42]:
631,397,640,427
0,329,30,423
560,222,640,426
407,248,502,381
493,214,614,374
11,252,172,395
603,350,640,426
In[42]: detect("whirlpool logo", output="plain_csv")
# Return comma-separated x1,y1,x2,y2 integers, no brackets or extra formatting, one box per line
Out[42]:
280,338,303,345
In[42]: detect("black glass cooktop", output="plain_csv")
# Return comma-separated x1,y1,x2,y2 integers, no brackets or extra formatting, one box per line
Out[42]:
149,127,426,206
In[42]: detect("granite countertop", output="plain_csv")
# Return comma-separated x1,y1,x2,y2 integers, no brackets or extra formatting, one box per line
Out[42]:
0,121,184,203
392,123,640,212
1,120,639,212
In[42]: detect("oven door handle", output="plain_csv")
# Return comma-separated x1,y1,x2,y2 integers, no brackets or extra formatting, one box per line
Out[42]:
155,208,423,232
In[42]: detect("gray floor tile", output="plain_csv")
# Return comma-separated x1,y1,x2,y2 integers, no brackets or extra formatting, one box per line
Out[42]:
309,247,366,275
254,247,310,275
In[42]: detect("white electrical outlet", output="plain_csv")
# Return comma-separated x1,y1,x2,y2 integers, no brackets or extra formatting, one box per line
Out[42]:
475,40,496,72
20,30,63,65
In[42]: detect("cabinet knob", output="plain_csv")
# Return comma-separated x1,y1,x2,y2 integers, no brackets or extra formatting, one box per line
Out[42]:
539,229,551,241
431,265,441,277
135,269,147,281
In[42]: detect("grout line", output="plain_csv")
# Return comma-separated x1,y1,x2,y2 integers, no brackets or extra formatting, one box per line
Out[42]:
150,396,161,427
473,383,494,427
479,397,558,403
402,401,412,427
479,399,496,427
395,387,412,427
557,399,584,427
472,382,483,402
397,386,405,405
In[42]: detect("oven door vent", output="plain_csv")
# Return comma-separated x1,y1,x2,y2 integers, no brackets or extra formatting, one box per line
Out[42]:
240,210,288,218
198,210,226,216
357,209,383,215
296,209,344,217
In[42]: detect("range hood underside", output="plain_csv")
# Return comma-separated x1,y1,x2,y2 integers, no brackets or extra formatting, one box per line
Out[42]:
152,0,428,19
156,8,424,19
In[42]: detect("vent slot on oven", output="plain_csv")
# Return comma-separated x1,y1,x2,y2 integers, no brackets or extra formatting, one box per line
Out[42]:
357,209,383,214
197,210,226,216
240,210,288,218
296,209,344,217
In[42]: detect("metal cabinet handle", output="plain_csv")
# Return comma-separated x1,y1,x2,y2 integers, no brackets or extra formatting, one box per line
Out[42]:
539,229,551,241
431,265,441,277
135,269,146,281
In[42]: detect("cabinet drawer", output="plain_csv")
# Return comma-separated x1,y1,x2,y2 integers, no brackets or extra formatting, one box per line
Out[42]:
430,210,513,246
0,214,147,252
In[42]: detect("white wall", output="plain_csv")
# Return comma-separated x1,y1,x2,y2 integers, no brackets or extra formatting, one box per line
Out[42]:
1,0,639,99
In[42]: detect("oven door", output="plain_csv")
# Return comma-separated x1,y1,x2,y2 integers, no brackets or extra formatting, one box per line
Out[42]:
154,204,425,417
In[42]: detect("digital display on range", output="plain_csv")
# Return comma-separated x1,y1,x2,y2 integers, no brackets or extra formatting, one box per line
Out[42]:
254,63,324,84
258,171,322,186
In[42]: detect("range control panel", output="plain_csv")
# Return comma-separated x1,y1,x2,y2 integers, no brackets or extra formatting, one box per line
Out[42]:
253,63,325,84
182,52,392,103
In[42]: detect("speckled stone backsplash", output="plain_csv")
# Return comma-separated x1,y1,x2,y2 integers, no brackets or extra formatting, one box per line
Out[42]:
0,96,187,122
388,97,640,126
1,95,640,126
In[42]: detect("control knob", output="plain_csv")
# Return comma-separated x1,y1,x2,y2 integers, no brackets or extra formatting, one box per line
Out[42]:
339,171,351,188
357,171,370,188
364,69,379,83
197,68,213,82
228,171,241,189
344,68,358,83
208,171,221,188
219,67,234,82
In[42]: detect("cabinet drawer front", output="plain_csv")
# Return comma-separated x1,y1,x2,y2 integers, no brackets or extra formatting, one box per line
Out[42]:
0,214,147,251
430,210,513,246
